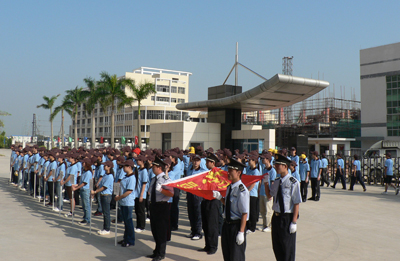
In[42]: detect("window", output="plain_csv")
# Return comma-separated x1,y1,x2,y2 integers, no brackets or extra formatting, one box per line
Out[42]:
99,117,103,123
87,119,91,124
77,120,80,124
99,127,103,133
157,85,169,93
162,133,171,152
156,96,169,102
141,125,150,132
87,128,90,133
82,128,85,134
171,98,177,103
171,86,177,93
387,74,400,136
178,99,185,103
151,96,155,101
125,114,133,120
178,87,185,94
82,119,85,124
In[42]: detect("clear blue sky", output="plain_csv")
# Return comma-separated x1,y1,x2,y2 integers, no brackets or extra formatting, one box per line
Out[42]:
1,0,399,136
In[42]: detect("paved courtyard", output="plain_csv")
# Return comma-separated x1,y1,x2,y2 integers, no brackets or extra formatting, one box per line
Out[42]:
0,148,399,261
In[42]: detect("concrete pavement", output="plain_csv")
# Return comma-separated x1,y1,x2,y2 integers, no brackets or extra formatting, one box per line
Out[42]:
1,148,399,260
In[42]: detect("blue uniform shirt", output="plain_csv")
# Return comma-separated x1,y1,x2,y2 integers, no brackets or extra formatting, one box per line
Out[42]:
385,158,393,176
187,165,208,176
290,155,300,174
56,163,66,181
119,174,136,206
321,158,328,168
260,166,276,196
246,167,261,197
299,161,310,181
135,168,149,199
353,160,361,171
168,165,181,181
183,155,190,171
291,169,300,182
47,160,58,182
310,159,321,178
116,166,126,181
269,174,302,213
79,170,91,190
337,158,344,170
65,164,78,186
99,173,114,195
95,165,105,180
224,180,250,221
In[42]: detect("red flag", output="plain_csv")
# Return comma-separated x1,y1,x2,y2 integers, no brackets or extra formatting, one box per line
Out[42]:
164,167,265,200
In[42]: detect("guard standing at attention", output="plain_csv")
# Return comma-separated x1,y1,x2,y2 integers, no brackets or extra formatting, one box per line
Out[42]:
147,157,174,261
213,158,250,261
264,154,302,261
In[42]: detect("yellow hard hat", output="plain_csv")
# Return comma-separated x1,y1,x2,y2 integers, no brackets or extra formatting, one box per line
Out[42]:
300,154,307,160
273,149,278,154
189,146,195,154
268,148,274,152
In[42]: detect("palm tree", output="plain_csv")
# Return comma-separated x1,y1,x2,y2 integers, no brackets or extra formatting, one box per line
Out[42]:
50,96,73,147
97,71,135,148
127,82,156,147
83,77,102,149
37,94,60,148
64,87,90,148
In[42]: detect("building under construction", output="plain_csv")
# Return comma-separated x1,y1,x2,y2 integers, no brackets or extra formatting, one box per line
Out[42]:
242,96,361,149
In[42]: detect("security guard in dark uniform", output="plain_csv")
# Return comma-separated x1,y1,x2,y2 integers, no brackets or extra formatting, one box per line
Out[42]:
147,157,175,261
198,152,221,255
265,154,302,261
213,158,249,261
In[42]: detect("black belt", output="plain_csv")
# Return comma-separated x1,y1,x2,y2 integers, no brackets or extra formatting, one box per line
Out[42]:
274,212,293,217
224,219,241,225
150,201,168,205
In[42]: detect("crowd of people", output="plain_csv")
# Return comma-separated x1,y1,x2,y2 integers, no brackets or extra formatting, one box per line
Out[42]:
9,143,394,261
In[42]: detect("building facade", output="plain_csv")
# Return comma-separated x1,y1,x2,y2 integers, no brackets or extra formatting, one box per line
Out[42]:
70,67,198,147
360,42,400,151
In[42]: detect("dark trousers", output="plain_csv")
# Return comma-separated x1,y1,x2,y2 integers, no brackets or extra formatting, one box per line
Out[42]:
350,171,366,190
221,221,246,261
135,198,146,229
101,194,111,231
150,202,171,258
247,196,259,232
187,192,202,235
300,181,308,201
218,201,224,236
201,199,219,252
12,167,18,184
74,177,80,205
310,178,320,200
10,167,14,182
320,168,329,186
29,171,35,193
48,181,54,204
145,198,150,219
271,213,296,261
170,188,180,229
333,169,346,189
121,205,135,245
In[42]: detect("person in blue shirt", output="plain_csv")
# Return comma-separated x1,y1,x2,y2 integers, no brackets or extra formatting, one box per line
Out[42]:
331,153,346,190
62,155,78,218
115,159,137,247
289,147,299,176
54,155,66,212
167,151,182,231
289,161,300,182
135,155,148,233
38,153,50,200
186,154,208,240
309,151,322,201
11,150,20,185
320,153,330,187
145,156,156,221
382,152,399,195
299,154,310,202
44,153,58,207
93,155,105,217
91,160,114,235
72,158,92,226
246,155,261,234
260,153,276,232
349,154,367,192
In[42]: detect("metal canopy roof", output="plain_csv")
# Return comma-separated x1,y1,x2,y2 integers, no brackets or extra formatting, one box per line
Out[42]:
176,74,329,112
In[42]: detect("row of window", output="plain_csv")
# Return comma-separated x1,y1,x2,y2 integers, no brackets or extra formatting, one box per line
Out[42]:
156,85,186,94
133,110,189,120
386,75,400,136
150,96,185,103
72,125,151,134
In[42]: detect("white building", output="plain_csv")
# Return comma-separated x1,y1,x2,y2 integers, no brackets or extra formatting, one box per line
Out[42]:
360,42,400,151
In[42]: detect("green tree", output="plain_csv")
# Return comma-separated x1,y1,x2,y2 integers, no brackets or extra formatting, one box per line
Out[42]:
37,95,60,148
64,87,90,148
97,72,135,148
127,82,156,147
50,96,73,147
0,110,11,129
83,77,102,149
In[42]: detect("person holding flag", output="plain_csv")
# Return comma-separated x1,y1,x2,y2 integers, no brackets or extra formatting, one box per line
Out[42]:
212,158,250,261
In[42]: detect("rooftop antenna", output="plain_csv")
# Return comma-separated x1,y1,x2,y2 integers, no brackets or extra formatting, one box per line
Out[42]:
223,42,267,85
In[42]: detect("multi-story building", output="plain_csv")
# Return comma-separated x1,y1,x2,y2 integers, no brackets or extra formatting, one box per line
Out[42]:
360,42,400,151
70,67,197,147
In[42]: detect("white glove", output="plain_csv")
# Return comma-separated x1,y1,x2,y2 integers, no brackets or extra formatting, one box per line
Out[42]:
213,191,222,200
236,231,244,245
156,183,163,192
263,174,269,183
289,222,297,234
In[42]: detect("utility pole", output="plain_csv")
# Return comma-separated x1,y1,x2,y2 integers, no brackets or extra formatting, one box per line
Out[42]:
31,114,37,143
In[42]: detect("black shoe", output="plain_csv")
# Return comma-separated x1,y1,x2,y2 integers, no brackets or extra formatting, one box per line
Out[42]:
171,227,178,231
146,253,157,258
121,242,133,247
152,257,164,261
207,250,217,255
197,247,209,252
315,197,320,201
342,188,346,190
307,197,315,201
330,185,335,189
363,188,367,192
117,239,125,245
327,182,330,187
348,189,353,191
